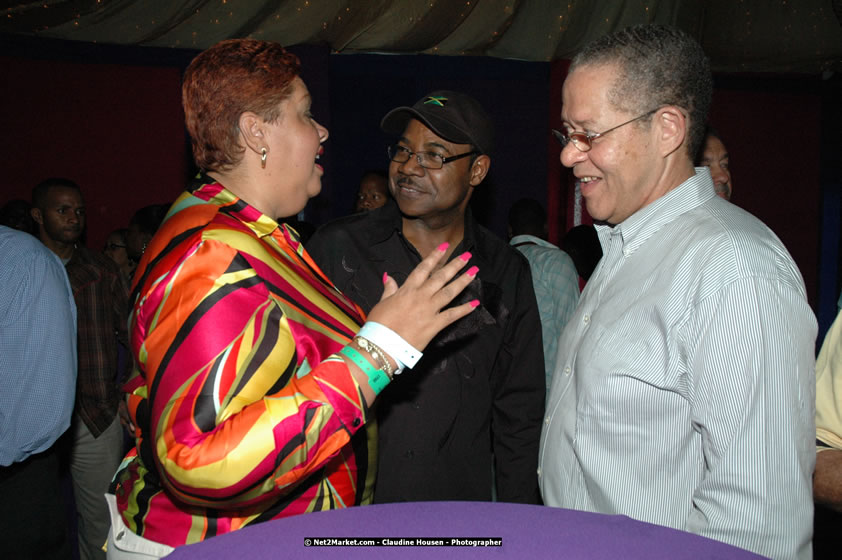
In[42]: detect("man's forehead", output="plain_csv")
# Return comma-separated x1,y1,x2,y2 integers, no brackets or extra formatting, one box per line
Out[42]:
561,63,617,123
360,179,387,192
47,187,84,204
703,136,727,155
401,118,469,150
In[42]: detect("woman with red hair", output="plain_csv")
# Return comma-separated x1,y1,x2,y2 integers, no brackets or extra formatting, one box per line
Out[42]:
106,39,478,558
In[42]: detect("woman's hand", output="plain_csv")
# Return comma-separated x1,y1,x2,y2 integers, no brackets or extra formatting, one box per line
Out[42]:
366,242,479,352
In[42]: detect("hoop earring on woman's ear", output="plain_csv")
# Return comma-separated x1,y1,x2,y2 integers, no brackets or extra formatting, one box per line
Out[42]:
261,148,267,169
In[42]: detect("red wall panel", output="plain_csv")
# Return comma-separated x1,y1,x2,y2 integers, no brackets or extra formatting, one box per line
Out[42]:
0,56,187,250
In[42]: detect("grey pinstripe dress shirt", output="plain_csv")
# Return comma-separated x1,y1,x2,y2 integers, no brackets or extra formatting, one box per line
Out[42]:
539,169,816,560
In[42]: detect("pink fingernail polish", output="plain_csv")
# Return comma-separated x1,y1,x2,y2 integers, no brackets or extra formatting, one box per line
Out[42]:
467,265,479,277
459,251,472,262
382,272,388,284
437,242,449,252
470,299,480,308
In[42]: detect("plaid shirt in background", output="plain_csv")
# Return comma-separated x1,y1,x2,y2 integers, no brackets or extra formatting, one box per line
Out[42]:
65,246,129,437
510,234,580,394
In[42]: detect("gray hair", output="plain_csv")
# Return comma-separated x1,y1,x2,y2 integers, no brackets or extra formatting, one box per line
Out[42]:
570,24,712,159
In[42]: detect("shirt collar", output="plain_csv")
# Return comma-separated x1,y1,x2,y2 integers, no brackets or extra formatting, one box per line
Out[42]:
365,199,483,259
187,173,280,239
596,167,716,256
510,234,557,250
460,208,480,254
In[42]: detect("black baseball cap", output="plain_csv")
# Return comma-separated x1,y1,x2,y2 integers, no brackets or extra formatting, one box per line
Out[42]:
380,90,494,155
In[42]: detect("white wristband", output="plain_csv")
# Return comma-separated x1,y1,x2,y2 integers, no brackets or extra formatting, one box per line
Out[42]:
357,321,423,374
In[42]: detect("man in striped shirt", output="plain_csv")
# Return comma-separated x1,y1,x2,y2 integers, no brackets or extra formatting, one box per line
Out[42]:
539,24,815,559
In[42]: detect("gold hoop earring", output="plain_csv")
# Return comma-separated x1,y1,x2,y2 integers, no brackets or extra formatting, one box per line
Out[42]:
261,148,267,169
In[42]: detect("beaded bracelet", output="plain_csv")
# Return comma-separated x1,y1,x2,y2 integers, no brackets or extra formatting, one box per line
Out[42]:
354,336,394,378
340,345,390,395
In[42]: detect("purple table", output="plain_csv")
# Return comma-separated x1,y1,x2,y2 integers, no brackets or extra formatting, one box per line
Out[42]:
167,501,765,559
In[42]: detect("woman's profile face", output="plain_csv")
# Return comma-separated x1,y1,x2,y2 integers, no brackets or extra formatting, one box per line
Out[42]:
126,222,147,261
262,77,329,218
103,232,129,267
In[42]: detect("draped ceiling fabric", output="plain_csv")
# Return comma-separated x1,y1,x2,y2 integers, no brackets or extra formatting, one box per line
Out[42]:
2,0,841,73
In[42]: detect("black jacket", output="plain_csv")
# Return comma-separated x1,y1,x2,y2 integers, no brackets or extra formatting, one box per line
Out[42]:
307,201,544,504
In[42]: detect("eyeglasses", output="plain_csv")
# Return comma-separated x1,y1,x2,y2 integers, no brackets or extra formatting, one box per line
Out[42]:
387,145,477,170
552,108,660,152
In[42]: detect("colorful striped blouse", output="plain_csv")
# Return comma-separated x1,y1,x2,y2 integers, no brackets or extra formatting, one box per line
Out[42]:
112,177,376,548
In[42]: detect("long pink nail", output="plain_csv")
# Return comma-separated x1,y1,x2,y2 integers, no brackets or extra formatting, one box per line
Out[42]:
469,299,480,308
437,242,449,252
382,272,388,284
459,251,472,262
466,266,479,277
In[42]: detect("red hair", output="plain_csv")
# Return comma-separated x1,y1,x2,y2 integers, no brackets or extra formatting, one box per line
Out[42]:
182,39,301,172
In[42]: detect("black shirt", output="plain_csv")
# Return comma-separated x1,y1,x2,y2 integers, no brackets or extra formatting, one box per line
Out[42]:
307,202,544,504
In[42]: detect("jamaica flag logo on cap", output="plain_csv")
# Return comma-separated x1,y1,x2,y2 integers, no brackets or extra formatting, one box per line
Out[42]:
423,96,448,107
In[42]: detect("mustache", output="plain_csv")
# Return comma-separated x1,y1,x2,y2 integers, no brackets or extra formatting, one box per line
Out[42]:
395,176,420,190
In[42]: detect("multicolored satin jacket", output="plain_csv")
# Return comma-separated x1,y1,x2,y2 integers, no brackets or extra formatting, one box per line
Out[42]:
112,177,376,547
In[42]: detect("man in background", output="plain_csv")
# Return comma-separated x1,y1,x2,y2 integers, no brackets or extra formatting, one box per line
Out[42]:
354,170,390,212
697,126,732,200
0,225,77,559
32,178,128,560
507,197,579,396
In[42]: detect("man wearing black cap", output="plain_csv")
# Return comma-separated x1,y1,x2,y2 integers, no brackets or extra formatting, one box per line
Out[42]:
307,91,544,504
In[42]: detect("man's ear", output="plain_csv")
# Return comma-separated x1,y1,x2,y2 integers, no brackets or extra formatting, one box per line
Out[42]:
237,111,267,156
30,207,43,226
656,106,687,158
469,155,491,186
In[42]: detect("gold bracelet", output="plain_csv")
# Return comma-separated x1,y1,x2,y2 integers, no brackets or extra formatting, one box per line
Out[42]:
354,336,394,378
